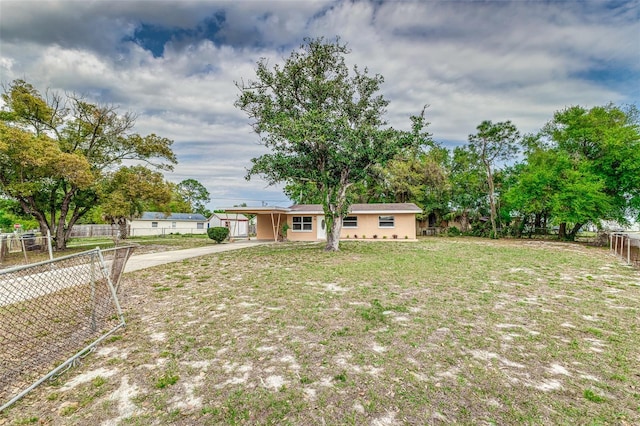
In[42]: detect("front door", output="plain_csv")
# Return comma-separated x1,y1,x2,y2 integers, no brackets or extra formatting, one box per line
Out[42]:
317,215,327,240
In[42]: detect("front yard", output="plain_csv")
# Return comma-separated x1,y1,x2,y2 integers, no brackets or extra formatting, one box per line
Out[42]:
2,238,639,425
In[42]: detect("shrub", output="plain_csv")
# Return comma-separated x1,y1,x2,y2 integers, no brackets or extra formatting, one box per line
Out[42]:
446,226,461,237
207,227,229,243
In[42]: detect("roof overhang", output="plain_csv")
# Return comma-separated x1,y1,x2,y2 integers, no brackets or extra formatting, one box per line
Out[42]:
222,206,290,215
222,203,423,216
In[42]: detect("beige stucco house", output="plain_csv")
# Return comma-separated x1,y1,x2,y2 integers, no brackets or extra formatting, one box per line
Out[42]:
223,203,422,242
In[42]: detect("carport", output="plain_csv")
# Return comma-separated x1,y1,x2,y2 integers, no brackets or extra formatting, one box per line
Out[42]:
221,206,290,242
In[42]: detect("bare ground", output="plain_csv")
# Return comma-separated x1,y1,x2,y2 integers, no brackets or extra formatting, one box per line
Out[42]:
2,238,639,425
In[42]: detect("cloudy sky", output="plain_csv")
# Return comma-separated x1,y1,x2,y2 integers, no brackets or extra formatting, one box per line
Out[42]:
1,0,638,210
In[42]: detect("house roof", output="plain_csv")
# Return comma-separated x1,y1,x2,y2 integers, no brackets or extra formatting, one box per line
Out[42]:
210,213,249,221
289,203,422,214
223,203,422,215
139,212,208,221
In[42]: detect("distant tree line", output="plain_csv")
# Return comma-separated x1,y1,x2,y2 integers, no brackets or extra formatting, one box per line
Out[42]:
284,103,640,241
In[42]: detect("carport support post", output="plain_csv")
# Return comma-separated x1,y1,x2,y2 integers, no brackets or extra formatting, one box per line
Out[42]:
616,234,622,256
609,233,613,252
270,213,281,242
628,236,631,265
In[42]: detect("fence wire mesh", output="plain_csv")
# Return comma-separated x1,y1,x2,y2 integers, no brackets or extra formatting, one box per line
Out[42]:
0,248,125,411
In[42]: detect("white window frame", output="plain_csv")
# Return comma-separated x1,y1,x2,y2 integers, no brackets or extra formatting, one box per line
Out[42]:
343,216,358,228
292,216,313,232
197,222,204,229
172,222,177,228
378,215,395,228
151,221,158,228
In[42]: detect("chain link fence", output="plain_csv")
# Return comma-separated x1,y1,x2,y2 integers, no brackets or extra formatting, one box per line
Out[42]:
0,232,53,267
0,248,127,411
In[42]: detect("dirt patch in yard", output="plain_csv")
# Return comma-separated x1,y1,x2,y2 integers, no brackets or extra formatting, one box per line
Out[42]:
2,238,639,425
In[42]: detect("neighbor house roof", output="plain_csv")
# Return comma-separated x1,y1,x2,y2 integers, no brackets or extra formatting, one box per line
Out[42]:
210,213,249,221
138,212,208,221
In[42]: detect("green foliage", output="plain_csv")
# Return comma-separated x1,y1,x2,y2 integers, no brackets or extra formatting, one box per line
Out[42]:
0,79,176,249
447,146,488,232
155,373,180,389
468,120,520,239
357,299,386,322
542,104,640,226
175,179,211,216
101,165,173,238
503,104,640,239
207,226,230,243
0,198,38,232
446,226,461,237
583,389,606,403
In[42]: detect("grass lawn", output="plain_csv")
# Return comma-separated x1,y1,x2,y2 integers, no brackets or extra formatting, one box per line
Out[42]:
0,234,214,269
2,238,639,425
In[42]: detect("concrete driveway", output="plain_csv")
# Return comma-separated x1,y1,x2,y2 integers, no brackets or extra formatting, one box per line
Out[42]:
124,240,273,273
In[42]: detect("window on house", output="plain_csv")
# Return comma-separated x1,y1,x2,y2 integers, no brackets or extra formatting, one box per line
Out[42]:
197,222,204,229
172,222,177,228
292,216,313,231
343,216,358,228
151,222,158,228
379,215,395,227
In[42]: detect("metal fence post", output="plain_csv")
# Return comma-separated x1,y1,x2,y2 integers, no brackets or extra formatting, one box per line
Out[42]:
90,252,97,332
46,229,53,261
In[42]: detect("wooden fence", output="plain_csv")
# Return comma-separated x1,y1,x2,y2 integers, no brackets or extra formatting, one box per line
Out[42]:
68,225,120,238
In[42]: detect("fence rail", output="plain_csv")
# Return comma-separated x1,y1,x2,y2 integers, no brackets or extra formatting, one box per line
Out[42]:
610,233,640,268
0,248,128,412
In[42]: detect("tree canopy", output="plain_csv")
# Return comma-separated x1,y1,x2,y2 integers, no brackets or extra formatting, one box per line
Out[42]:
176,178,211,217
235,37,416,251
468,120,520,238
0,79,177,248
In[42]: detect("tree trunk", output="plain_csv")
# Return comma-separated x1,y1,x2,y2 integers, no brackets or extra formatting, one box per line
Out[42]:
325,215,342,252
534,213,542,230
558,223,567,240
460,211,469,233
568,223,583,241
118,218,129,240
485,163,498,238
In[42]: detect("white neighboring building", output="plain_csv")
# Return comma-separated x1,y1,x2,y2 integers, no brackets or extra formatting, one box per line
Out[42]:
599,219,640,232
130,212,208,236
209,213,250,238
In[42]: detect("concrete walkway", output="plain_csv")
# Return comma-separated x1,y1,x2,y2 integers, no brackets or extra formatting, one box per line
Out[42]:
124,240,273,273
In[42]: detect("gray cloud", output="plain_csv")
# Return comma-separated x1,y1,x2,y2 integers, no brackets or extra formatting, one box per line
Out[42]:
1,0,637,209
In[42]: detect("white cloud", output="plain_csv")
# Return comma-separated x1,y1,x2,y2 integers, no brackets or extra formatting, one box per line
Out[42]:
0,0,637,209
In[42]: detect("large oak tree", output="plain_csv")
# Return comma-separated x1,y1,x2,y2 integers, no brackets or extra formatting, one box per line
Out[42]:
0,80,177,249
235,37,415,251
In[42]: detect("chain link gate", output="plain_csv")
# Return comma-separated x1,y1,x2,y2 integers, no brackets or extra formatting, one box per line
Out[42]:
0,248,126,411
